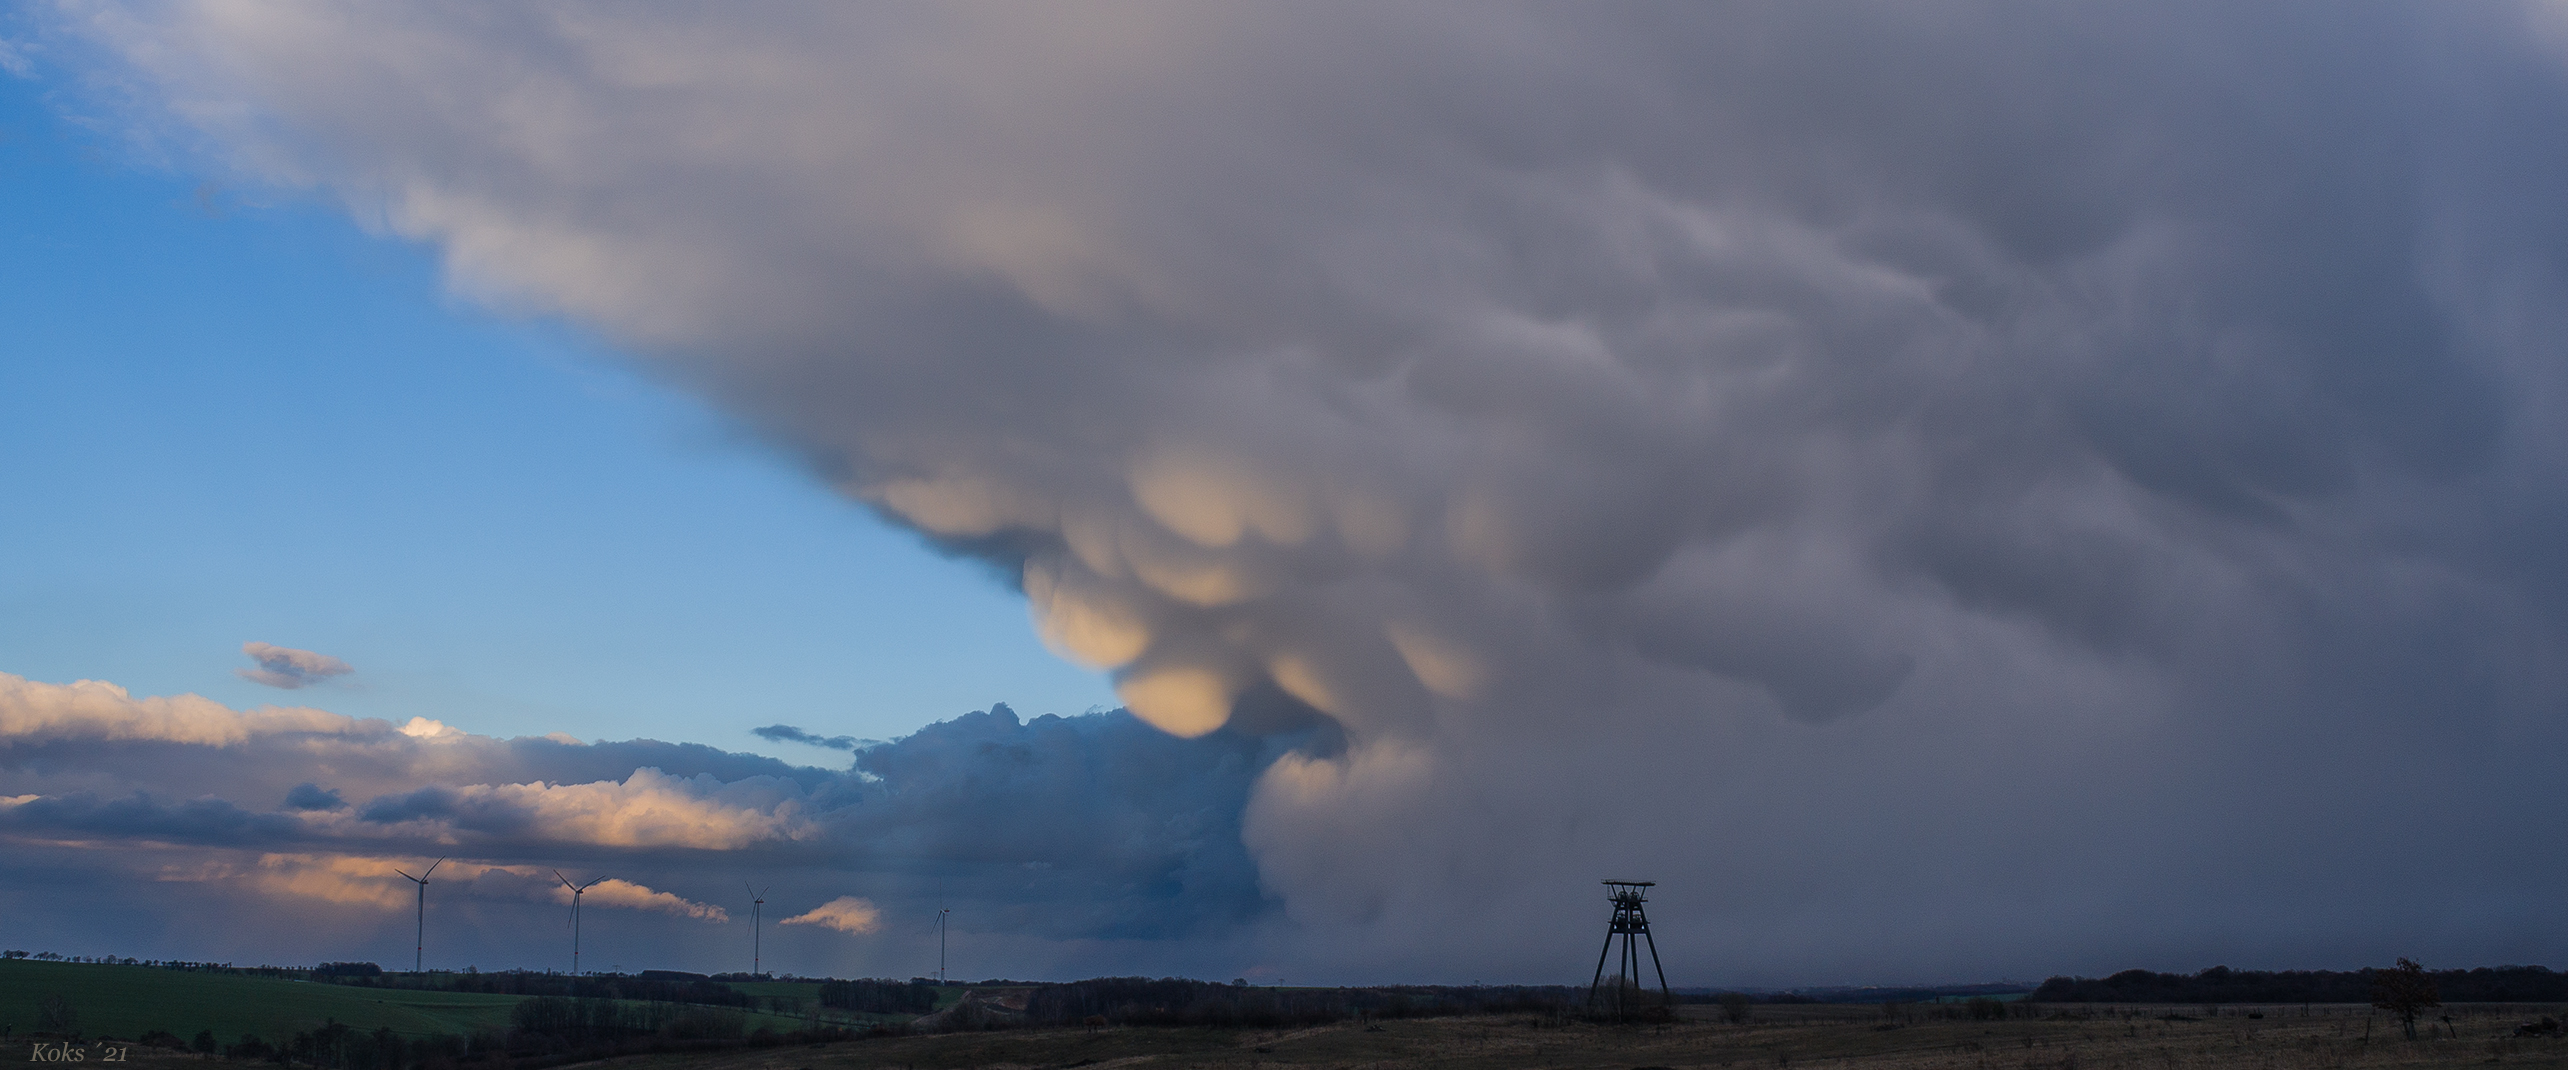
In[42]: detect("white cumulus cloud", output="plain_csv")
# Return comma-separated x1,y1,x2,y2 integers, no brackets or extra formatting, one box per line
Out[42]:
0,672,357,745
779,896,881,935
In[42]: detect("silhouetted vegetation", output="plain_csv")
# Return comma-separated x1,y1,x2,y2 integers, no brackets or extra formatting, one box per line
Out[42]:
1021,978,1573,1028
2031,963,2567,1004
818,978,942,1015
36,993,77,1036
2371,958,2441,1040
322,969,759,1007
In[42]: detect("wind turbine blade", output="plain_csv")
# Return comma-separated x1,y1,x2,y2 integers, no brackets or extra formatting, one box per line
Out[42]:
395,869,417,882
424,857,446,879
555,870,575,889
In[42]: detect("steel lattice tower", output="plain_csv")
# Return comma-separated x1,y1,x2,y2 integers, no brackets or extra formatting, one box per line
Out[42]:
1587,880,1670,1017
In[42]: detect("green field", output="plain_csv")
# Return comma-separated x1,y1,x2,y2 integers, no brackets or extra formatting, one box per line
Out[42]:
0,962,831,1043
0,961,522,1041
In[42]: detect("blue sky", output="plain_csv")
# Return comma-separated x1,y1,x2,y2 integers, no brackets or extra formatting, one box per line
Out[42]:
0,72,1116,756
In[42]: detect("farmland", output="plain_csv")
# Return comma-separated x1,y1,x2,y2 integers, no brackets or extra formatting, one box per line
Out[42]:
5,961,2562,1070
572,1003,2568,1070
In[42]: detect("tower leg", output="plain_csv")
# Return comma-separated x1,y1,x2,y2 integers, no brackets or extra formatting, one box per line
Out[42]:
1623,930,1638,1015
1589,925,1618,1005
1642,924,1670,1006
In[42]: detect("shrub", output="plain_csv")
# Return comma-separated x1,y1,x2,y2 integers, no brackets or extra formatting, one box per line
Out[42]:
36,994,77,1036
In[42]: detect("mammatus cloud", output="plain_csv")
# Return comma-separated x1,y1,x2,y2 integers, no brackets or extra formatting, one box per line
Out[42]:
780,896,881,935
37,2,2568,979
753,724,862,751
237,642,353,689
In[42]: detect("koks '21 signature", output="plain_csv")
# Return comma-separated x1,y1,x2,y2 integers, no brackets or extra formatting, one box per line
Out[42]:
28,1043,125,1063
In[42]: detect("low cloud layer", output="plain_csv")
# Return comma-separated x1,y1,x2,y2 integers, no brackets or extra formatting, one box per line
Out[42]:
0,674,1271,976
238,642,353,689
25,2,2568,980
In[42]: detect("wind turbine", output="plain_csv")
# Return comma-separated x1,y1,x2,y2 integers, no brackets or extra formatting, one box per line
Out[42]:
745,883,769,977
392,858,445,973
937,905,951,984
555,871,608,977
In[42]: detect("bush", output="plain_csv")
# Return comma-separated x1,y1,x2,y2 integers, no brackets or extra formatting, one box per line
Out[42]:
36,994,77,1036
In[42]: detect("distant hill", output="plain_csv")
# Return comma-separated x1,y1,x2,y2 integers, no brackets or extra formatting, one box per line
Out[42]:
2030,965,2568,1004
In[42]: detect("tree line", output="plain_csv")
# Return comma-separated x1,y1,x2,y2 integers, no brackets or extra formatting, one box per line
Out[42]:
2030,964,2568,1004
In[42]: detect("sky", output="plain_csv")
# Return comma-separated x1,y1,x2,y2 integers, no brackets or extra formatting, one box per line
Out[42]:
4,2,2567,988
0,49,1118,751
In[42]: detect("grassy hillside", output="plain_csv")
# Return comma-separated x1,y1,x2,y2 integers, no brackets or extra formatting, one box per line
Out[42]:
0,961,521,1041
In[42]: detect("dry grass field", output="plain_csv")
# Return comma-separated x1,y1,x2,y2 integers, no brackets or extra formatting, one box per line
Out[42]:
559,1003,2567,1070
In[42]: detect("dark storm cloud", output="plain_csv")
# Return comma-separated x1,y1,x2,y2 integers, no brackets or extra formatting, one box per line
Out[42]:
0,791,307,846
753,724,861,751
282,782,344,811
237,642,352,689
828,704,1273,939
354,786,457,825
41,1,2568,980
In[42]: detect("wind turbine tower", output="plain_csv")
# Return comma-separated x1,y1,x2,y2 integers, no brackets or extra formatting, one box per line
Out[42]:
556,871,608,977
393,858,445,973
937,906,951,984
745,883,768,977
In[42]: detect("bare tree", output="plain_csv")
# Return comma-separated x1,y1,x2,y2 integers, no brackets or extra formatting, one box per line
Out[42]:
36,994,76,1037
2370,958,2441,1040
